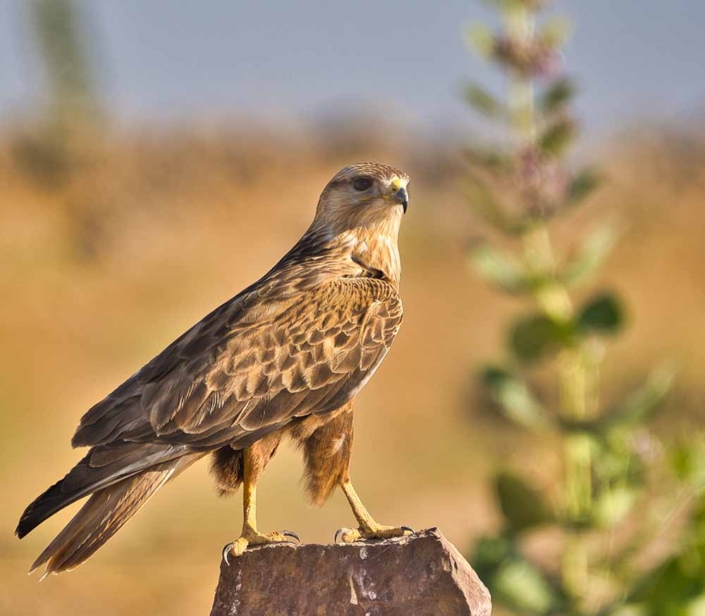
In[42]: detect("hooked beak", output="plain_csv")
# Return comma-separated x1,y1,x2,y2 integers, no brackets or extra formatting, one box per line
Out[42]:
392,187,409,213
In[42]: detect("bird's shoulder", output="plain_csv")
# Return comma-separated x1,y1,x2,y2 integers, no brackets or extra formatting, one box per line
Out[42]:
145,262,401,377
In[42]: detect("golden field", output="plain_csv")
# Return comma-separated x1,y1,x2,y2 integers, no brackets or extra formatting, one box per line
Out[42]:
1,121,704,615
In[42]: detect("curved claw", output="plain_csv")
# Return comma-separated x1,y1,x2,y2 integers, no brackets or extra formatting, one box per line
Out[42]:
401,526,414,534
222,542,235,566
334,528,355,544
280,530,301,544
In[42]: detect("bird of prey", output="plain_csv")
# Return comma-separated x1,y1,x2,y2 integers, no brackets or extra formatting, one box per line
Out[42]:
17,162,411,578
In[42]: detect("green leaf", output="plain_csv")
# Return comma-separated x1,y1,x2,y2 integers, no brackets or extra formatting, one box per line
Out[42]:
670,435,705,486
510,313,570,363
493,558,560,614
464,177,521,234
471,535,568,615
539,78,576,114
489,0,548,12
464,147,512,173
468,241,529,294
539,118,578,157
539,17,573,48
471,535,513,571
561,223,621,286
608,606,646,616
464,82,505,119
602,364,676,429
482,366,552,430
627,547,705,615
479,0,527,12
463,23,495,58
496,470,552,533
592,485,638,528
577,292,625,335
567,168,602,206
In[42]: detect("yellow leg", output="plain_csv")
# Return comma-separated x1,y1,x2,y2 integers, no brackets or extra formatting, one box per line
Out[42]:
222,449,299,562
242,452,258,532
335,480,412,543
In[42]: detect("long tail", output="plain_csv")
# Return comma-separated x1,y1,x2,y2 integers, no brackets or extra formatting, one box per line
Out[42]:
16,443,203,577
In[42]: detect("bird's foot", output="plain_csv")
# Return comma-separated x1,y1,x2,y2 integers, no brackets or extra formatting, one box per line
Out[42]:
222,529,300,564
334,523,413,544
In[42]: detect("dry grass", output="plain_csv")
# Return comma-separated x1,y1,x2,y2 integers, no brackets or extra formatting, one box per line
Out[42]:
1,122,703,614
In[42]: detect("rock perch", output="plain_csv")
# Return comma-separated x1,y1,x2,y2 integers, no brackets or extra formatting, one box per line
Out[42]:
211,527,491,615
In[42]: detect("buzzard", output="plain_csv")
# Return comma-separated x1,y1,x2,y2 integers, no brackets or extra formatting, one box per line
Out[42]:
17,162,411,577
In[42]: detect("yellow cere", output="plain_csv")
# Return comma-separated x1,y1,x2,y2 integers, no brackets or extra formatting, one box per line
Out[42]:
389,177,407,193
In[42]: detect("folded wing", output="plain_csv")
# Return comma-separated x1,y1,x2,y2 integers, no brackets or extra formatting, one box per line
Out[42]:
72,277,403,451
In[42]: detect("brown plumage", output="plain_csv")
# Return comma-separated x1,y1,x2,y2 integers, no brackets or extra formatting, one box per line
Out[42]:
17,162,411,577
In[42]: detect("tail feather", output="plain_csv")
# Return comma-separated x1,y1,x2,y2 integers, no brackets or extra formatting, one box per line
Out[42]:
30,453,201,578
16,442,190,539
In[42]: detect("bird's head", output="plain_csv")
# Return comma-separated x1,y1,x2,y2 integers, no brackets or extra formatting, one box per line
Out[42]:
313,162,410,236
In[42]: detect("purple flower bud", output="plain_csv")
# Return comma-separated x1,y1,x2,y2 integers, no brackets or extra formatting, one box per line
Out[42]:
516,147,570,217
493,34,563,78
631,430,663,465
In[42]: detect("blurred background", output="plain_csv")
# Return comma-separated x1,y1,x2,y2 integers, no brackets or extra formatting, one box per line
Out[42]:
2,1,704,614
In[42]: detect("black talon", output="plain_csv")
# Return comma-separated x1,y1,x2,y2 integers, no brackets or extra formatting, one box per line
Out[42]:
281,530,300,544
222,543,234,566
401,526,414,534
334,528,351,544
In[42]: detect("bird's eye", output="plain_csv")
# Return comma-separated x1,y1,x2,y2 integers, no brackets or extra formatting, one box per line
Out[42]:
352,177,373,191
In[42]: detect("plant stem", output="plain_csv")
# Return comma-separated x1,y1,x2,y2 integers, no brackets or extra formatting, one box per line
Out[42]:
525,223,592,610
504,3,593,610
556,265,594,612
505,6,536,144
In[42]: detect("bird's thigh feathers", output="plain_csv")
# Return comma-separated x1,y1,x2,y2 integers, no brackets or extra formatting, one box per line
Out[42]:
209,432,282,496
290,405,354,507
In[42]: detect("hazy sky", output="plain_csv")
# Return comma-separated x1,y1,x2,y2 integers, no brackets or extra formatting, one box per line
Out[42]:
1,0,704,132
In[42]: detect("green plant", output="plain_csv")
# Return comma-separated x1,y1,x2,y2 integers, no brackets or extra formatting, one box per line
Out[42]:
13,0,108,260
462,1,704,614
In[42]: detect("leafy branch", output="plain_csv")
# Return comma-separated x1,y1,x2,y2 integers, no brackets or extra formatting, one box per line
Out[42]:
462,1,704,614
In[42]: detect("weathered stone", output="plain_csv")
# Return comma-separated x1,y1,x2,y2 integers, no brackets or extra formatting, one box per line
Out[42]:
210,527,491,615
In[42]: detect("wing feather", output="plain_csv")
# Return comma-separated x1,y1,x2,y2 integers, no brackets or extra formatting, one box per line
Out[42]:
72,277,402,451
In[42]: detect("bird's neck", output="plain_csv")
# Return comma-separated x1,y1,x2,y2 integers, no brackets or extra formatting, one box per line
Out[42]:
300,214,402,288
336,215,402,288
344,232,400,287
